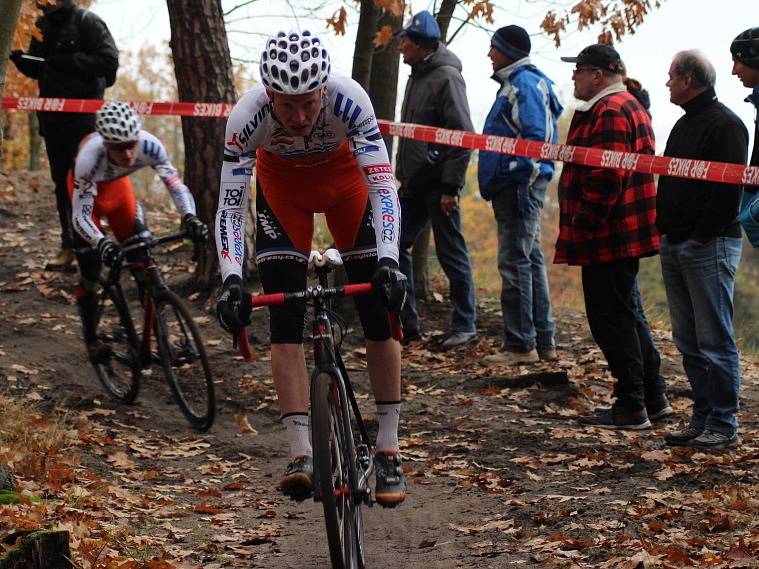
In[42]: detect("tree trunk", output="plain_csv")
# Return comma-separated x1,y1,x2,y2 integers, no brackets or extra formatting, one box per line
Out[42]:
367,8,402,156
0,0,23,160
166,0,236,292
412,223,432,301
0,530,72,569
28,113,41,170
437,0,457,42
351,0,378,88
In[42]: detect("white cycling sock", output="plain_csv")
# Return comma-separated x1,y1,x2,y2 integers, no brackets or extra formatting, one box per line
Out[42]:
374,401,401,453
282,413,312,459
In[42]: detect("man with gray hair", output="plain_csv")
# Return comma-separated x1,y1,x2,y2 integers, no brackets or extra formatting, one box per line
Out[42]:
657,50,749,449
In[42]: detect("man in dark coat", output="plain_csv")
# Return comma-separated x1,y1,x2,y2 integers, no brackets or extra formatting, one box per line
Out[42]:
395,10,477,350
10,0,118,271
658,50,748,449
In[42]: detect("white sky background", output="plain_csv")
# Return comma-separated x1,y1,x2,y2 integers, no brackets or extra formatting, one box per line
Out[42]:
92,0,757,154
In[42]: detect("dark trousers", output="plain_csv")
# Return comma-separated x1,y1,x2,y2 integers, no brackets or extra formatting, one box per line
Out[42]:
582,258,665,411
42,116,95,249
398,189,476,334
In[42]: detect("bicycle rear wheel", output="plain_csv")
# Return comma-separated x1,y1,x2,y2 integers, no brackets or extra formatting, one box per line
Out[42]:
312,372,363,569
154,290,215,431
93,284,141,403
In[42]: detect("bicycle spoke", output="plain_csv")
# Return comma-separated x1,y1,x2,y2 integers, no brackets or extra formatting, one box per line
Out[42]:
155,291,215,431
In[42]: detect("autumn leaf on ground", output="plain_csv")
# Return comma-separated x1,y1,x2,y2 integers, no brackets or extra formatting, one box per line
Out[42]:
234,414,258,435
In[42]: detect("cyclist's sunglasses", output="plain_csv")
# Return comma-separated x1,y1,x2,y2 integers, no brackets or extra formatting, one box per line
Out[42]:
105,140,138,151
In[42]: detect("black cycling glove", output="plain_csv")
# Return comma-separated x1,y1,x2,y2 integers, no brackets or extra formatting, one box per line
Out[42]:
370,258,407,313
97,237,123,268
183,213,209,243
216,275,252,335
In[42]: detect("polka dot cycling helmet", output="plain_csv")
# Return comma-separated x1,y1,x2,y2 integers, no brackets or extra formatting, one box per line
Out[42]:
95,102,142,143
260,30,331,94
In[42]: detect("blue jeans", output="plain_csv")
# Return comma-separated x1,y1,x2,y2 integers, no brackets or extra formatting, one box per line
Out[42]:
659,236,742,434
491,178,554,352
399,190,476,334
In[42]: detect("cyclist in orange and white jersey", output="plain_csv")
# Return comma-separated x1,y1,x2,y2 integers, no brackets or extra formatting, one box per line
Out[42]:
215,30,407,506
71,102,208,364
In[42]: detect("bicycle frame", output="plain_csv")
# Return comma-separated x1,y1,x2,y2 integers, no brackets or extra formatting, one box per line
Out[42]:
107,233,182,370
236,264,400,504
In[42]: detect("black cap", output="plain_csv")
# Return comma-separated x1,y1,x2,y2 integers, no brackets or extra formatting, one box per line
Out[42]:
561,43,623,74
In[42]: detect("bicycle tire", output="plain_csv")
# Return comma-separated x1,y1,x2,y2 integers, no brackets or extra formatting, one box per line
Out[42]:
93,284,141,403
154,290,215,431
312,372,362,569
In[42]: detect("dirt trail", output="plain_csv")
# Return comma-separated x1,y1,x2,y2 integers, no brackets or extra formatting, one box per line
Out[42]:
0,171,757,568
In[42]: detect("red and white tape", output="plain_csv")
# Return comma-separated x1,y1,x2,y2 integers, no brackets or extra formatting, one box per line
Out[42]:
3,96,758,187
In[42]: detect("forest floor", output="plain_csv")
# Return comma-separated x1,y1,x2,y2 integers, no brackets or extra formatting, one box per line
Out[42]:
0,170,757,569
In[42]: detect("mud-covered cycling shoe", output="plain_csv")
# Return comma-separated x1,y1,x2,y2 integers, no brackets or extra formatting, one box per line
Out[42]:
280,455,314,502
374,451,406,507
87,340,113,365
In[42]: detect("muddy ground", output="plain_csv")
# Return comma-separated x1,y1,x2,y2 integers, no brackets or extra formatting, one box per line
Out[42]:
0,170,757,568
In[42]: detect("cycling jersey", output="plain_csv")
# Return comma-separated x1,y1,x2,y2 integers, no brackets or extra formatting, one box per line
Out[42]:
71,130,196,246
216,71,400,281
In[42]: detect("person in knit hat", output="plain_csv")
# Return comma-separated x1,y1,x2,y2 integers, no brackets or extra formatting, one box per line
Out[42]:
395,10,478,350
731,27,759,247
479,25,563,366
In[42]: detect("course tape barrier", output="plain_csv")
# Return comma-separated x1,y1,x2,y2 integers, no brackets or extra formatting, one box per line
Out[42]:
3,96,758,187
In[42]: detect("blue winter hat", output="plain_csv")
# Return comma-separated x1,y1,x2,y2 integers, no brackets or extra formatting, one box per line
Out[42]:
398,10,441,40
491,25,531,60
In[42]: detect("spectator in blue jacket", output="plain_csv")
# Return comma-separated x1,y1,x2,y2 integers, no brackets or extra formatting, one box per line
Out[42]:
479,25,563,365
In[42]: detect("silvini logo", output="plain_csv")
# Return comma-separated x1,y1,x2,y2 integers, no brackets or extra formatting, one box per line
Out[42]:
238,104,271,147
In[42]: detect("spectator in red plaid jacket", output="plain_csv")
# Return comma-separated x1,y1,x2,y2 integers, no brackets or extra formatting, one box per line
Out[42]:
556,44,669,430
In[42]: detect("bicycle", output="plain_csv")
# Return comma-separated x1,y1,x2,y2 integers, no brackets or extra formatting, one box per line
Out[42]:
236,249,402,569
89,231,215,431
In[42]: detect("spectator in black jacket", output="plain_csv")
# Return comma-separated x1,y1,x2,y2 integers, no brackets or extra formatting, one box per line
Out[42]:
10,0,118,271
658,50,748,449
395,10,477,350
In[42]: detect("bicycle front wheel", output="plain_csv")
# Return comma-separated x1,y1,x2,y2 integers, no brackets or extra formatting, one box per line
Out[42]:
93,284,141,403
312,372,363,569
154,291,215,431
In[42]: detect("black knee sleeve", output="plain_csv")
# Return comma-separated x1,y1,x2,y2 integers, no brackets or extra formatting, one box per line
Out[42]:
269,302,308,344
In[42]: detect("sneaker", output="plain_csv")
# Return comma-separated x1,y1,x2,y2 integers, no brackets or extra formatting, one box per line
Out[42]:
646,396,675,421
578,405,651,430
686,430,739,449
87,340,113,365
45,248,76,272
280,455,314,501
664,425,704,446
439,331,477,350
537,348,558,362
374,451,406,507
484,348,539,365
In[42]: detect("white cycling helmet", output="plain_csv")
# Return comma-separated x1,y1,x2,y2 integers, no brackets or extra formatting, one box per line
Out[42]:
260,30,331,95
95,101,142,143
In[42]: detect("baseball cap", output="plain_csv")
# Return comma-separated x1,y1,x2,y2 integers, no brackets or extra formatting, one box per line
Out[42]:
397,10,441,40
561,43,623,73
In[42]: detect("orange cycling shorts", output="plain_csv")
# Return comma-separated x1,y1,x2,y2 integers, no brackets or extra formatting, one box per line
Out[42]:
254,141,369,252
